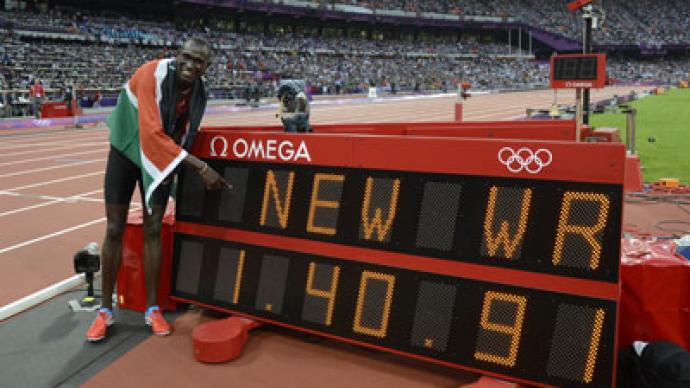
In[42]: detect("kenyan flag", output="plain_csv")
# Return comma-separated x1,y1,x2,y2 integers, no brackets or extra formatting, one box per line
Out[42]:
106,59,188,212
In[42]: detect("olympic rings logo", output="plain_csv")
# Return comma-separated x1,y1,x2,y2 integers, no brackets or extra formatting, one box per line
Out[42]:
498,147,553,174
33,119,52,127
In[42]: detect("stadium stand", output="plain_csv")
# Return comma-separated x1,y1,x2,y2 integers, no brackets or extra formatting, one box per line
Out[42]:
330,0,690,44
0,0,687,117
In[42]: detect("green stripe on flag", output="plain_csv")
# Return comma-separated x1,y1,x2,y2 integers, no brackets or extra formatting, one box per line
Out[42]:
106,89,156,211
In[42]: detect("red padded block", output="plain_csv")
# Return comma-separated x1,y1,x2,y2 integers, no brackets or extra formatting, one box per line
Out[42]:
591,127,621,143
624,154,644,193
192,317,260,363
454,102,463,122
40,100,82,118
116,208,176,312
578,124,594,141
619,239,690,350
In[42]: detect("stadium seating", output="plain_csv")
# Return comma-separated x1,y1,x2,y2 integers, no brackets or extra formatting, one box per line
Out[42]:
0,2,687,117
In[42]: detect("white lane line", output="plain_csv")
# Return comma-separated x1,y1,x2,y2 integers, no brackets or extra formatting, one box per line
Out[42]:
0,189,103,218
0,173,105,218
0,158,106,179
0,189,141,217
0,206,140,322
0,199,72,218
0,274,86,322
0,148,108,167
5,171,103,191
0,190,79,202
0,217,106,254
0,131,107,146
0,134,105,148
0,142,109,158
0,188,103,203
0,128,106,145
0,137,107,150
0,204,142,254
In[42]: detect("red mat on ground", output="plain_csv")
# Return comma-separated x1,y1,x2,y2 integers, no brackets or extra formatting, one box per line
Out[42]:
620,239,690,350
193,316,261,363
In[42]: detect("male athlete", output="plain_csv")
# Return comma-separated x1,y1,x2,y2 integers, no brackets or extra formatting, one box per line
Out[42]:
86,37,226,341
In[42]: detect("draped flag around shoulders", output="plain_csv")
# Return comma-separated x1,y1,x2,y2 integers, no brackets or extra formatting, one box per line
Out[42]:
106,58,188,213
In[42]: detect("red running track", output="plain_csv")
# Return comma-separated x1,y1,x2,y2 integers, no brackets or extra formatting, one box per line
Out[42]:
0,86,652,310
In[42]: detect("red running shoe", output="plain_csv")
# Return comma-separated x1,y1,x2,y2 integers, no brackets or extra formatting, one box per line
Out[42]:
86,310,114,342
145,309,171,336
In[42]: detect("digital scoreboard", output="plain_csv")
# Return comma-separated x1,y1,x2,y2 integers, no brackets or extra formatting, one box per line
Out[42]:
171,131,625,388
550,53,607,89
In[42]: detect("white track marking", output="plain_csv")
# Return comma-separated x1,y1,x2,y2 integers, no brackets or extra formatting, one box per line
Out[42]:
0,189,138,214
0,188,103,203
0,142,109,157
0,206,140,321
0,217,107,254
0,274,86,322
0,129,105,146
0,130,106,145
0,200,64,217
0,135,107,149
0,205,142,255
0,148,108,167
0,193,142,218
3,171,103,191
0,158,106,179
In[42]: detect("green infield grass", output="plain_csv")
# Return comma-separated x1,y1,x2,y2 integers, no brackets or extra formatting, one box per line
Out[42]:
590,87,690,184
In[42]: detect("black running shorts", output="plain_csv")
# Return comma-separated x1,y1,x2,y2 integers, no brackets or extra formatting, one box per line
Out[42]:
104,145,172,207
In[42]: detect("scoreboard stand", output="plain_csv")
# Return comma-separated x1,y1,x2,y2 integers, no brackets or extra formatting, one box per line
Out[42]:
549,53,607,141
170,127,625,388
549,52,645,193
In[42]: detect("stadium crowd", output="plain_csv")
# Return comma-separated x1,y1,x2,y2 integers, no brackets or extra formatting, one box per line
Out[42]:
4,0,690,45
0,33,539,99
0,3,687,117
333,0,690,44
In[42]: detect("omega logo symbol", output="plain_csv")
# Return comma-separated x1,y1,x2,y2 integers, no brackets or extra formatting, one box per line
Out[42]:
210,135,228,157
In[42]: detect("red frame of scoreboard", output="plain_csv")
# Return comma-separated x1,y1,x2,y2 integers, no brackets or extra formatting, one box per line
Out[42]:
171,129,625,388
550,53,607,89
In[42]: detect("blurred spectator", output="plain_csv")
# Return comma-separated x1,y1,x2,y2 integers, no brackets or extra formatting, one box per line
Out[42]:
93,90,102,108
29,78,44,117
